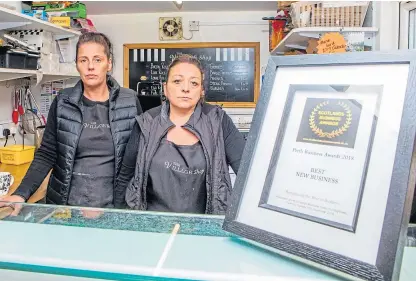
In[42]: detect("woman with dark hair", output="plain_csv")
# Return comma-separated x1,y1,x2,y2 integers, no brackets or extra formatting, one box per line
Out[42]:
0,32,142,215
117,54,245,215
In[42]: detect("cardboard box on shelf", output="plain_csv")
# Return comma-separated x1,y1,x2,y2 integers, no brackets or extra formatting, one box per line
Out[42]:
22,10,48,21
32,2,87,19
50,16,71,28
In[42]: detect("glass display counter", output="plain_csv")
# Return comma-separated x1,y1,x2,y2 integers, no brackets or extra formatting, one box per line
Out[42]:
0,202,415,281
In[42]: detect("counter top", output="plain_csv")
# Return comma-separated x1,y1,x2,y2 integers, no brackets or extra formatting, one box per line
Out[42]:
0,204,414,281
0,220,347,281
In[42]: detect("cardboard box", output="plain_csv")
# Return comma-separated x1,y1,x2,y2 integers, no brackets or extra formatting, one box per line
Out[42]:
32,2,87,18
50,16,71,28
22,10,48,21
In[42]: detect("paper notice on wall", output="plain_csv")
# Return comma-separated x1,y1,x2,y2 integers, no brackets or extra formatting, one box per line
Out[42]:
52,80,64,94
317,33,347,54
39,80,65,119
40,93,52,119
40,82,52,119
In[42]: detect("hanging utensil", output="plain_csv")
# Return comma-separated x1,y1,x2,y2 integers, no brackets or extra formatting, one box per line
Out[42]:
26,86,46,125
12,88,18,125
18,87,25,116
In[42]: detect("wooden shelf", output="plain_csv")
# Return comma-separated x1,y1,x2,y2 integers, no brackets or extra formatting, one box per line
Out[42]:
0,6,80,40
271,27,379,55
0,68,79,84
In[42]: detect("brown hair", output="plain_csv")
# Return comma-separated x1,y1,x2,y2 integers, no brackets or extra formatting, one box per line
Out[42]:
166,54,204,89
75,32,114,68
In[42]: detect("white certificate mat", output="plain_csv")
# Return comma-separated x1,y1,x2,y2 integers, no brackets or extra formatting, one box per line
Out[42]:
259,85,382,231
235,64,409,265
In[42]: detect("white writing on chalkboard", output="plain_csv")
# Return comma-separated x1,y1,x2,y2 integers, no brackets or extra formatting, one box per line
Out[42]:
129,47,256,103
235,81,249,92
210,64,223,70
210,86,225,91
235,76,248,81
210,70,221,76
210,81,232,86
233,64,248,72
211,76,223,81
169,52,212,62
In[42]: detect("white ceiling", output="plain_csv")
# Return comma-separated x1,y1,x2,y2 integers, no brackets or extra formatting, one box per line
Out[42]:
84,1,277,15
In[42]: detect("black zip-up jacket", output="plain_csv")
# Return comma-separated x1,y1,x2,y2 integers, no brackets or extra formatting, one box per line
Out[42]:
117,101,245,214
13,76,142,205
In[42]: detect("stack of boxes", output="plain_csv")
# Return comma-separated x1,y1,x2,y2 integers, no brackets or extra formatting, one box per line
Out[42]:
31,1,87,28
22,2,95,32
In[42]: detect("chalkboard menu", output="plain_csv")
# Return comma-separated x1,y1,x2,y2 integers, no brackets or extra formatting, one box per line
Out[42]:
124,43,260,108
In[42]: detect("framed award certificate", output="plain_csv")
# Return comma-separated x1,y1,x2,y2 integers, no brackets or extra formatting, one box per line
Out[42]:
259,84,381,232
223,51,416,281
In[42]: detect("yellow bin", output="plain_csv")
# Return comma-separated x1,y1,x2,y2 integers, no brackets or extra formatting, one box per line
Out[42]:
0,145,35,165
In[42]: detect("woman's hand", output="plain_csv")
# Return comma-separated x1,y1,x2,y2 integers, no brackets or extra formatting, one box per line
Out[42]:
0,195,25,216
80,209,104,219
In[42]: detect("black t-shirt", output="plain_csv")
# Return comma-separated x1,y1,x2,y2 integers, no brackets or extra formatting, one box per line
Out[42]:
147,138,207,213
68,96,115,208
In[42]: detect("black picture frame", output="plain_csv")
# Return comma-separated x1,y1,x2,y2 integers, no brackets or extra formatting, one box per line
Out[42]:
223,51,416,281
258,84,381,233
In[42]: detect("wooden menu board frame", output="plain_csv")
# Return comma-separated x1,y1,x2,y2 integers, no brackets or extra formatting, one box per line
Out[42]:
123,42,260,108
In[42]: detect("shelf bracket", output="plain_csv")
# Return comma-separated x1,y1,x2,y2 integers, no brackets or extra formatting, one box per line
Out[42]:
35,71,44,86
